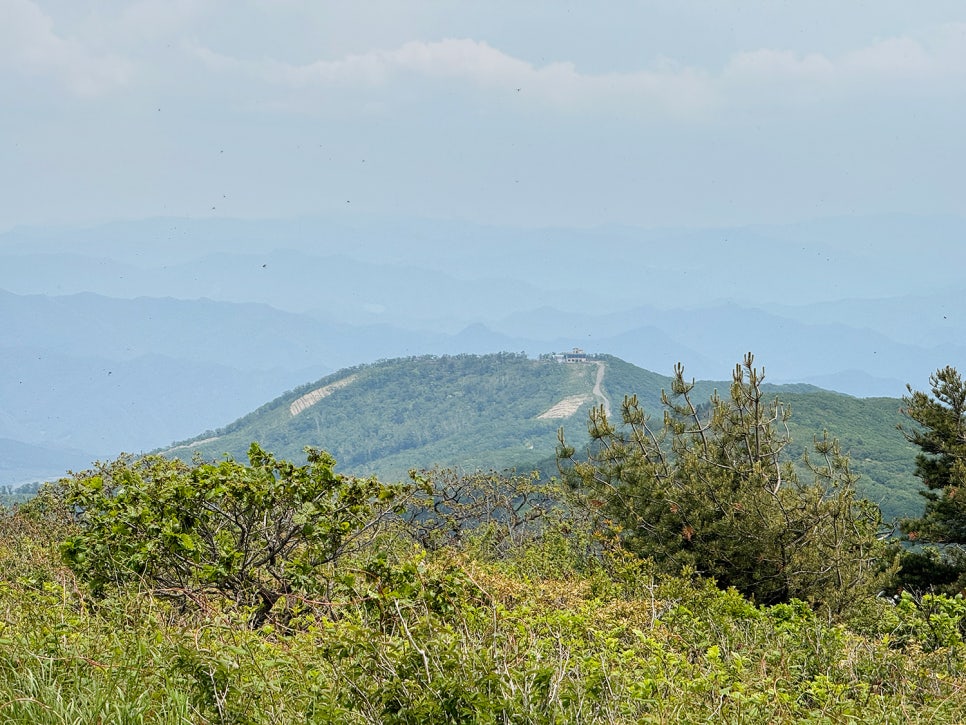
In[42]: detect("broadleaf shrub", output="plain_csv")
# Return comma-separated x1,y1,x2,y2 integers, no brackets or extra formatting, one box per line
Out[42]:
58,443,406,626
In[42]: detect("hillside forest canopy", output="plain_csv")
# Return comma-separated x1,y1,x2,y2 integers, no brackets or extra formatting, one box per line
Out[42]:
157,352,921,522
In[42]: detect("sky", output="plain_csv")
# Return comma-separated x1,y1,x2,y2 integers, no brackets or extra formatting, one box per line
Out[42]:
1,1,965,231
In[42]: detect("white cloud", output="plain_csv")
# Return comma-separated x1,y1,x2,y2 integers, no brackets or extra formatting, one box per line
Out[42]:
0,0,132,97
394,38,531,81
191,37,716,118
723,26,966,104
191,39,533,88
112,0,214,44
190,23,966,117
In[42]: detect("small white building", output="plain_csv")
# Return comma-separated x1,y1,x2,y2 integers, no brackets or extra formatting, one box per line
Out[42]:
553,347,588,363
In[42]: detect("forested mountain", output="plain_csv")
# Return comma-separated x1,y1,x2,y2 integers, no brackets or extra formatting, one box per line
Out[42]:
164,352,921,521
165,353,596,482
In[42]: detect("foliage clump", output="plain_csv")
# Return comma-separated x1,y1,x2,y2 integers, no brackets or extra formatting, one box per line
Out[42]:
558,353,891,612
899,365,966,544
894,365,966,593
3,492,966,723
58,443,404,626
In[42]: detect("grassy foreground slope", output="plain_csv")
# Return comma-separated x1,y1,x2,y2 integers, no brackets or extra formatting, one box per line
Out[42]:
3,496,966,724
165,352,922,520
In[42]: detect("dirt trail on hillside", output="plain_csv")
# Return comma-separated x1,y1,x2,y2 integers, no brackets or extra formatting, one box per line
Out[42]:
592,361,611,419
537,361,611,420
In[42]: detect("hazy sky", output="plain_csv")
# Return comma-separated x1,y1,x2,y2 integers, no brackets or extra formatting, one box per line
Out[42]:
2,1,964,231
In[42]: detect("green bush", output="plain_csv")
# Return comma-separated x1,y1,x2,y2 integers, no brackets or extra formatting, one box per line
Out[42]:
57,443,406,627
558,354,893,613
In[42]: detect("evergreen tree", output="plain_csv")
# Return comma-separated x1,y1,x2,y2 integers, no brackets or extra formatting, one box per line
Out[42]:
899,366,966,544
558,354,889,612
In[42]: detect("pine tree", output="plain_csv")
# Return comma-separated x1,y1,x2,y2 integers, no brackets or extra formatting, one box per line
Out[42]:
558,354,889,612
900,366,966,543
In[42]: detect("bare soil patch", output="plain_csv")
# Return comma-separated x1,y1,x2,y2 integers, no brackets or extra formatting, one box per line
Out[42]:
289,375,359,416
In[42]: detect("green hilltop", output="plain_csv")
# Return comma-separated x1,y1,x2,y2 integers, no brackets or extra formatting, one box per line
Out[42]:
165,352,923,521
166,352,598,480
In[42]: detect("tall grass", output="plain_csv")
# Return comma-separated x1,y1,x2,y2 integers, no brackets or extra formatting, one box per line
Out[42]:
3,508,966,723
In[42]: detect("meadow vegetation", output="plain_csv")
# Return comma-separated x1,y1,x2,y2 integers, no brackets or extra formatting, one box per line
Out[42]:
1,357,965,722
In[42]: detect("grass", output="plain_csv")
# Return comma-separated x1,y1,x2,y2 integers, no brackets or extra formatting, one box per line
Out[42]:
3,507,966,724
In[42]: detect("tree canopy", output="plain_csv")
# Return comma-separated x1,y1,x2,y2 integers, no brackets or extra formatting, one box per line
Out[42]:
891,366,966,594
59,443,405,627
900,365,966,544
557,354,890,611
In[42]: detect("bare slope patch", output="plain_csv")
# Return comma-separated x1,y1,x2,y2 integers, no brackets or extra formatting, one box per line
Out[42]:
167,436,221,452
537,395,591,420
289,375,358,416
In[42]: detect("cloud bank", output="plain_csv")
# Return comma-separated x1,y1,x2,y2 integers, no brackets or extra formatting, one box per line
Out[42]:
185,26,966,118
4,0,964,116
0,0,132,97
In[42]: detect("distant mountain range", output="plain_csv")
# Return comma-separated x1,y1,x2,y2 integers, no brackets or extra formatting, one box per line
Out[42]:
0,285,943,479
0,214,959,499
